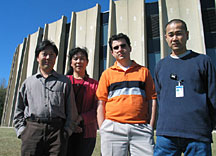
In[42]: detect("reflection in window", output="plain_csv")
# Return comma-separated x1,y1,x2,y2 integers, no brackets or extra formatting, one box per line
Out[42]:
146,1,160,77
148,52,160,77
207,48,216,68
102,24,108,46
99,12,109,77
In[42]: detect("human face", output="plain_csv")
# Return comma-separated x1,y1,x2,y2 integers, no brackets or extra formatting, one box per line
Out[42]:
165,22,189,55
71,52,88,74
111,38,131,62
37,46,56,73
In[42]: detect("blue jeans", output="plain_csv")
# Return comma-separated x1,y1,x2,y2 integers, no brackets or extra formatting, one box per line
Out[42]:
154,136,212,156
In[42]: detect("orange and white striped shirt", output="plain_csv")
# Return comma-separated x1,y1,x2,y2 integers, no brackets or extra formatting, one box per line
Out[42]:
96,61,157,124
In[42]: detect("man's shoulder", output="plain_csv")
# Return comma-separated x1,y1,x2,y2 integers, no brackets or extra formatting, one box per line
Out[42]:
102,66,115,74
19,74,39,89
155,56,169,67
53,71,70,82
187,50,212,63
23,74,38,83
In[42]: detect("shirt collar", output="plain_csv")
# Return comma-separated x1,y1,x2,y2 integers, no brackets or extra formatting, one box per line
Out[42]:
170,50,191,59
111,60,139,70
36,70,58,79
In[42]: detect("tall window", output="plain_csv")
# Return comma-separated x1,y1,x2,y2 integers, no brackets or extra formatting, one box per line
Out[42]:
146,2,160,77
99,12,109,77
201,0,216,67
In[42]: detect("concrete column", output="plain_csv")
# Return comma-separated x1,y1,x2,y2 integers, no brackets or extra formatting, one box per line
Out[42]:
65,12,76,75
43,16,67,74
107,0,116,68
107,0,147,66
158,0,170,58
26,27,43,78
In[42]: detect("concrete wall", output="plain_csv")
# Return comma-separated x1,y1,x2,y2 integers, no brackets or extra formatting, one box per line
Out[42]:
43,16,67,74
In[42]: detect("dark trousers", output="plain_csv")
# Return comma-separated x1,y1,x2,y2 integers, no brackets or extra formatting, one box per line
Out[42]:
21,120,68,156
67,132,96,156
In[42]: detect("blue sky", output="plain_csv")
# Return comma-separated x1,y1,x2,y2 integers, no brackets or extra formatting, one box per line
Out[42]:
0,0,157,85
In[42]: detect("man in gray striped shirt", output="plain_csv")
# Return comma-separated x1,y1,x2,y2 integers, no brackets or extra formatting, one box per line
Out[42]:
13,40,78,156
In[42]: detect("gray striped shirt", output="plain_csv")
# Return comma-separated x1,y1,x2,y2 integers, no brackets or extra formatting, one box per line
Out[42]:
13,71,78,138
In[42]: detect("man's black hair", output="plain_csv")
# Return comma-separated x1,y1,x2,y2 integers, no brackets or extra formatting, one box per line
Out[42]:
108,33,131,50
35,40,58,58
165,19,188,33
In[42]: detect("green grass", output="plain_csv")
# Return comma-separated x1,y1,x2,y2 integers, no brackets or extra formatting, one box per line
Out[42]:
0,127,21,156
0,127,215,156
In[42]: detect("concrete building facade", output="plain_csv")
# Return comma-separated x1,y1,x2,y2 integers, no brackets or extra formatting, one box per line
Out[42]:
1,0,216,126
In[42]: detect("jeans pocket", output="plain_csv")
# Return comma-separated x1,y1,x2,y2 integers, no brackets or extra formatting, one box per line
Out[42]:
100,120,114,133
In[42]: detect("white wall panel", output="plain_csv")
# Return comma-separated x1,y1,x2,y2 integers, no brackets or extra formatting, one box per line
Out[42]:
107,0,147,66
43,16,67,74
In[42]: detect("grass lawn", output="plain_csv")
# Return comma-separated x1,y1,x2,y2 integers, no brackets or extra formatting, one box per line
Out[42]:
0,127,215,156
0,127,21,156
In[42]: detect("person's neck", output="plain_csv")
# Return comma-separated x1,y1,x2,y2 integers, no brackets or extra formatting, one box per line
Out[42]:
40,69,52,78
117,59,132,68
73,72,85,79
171,49,187,57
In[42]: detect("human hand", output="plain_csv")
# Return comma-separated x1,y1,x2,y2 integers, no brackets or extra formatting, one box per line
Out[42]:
76,115,83,124
75,126,83,133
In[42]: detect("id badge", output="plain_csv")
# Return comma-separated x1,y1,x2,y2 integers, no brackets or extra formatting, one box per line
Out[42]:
176,85,184,97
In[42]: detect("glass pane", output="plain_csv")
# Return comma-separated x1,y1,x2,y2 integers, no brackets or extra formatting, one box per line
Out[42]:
148,52,161,77
207,48,216,68
103,24,108,46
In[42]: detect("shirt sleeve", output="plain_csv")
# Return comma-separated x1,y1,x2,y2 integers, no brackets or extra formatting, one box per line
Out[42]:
154,62,161,101
145,69,157,100
64,78,78,136
206,57,216,129
96,71,109,102
13,82,27,138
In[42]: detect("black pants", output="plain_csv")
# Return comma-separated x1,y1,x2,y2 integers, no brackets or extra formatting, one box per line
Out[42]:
67,132,96,156
21,120,68,156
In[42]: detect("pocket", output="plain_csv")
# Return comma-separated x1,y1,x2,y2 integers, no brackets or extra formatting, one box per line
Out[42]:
20,125,27,139
63,130,69,140
99,119,114,133
99,120,107,130
50,91,64,107
147,124,153,131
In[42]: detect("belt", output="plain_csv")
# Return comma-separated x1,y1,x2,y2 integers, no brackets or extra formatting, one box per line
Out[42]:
26,117,64,124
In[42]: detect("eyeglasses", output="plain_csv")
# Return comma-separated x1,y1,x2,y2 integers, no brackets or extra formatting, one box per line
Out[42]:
113,44,127,50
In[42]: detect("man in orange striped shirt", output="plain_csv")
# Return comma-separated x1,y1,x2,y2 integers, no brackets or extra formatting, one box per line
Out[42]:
96,33,157,156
